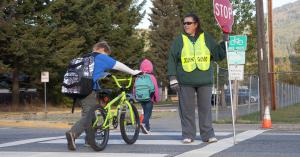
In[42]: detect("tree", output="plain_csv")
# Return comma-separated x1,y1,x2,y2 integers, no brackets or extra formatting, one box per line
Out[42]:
0,0,146,106
231,0,257,74
40,0,147,103
148,0,181,87
176,0,220,37
286,37,300,85
295,37,300,54
0,0,51,109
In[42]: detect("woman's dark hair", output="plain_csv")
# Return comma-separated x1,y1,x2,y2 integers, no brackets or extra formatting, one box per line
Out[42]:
184,13,203,35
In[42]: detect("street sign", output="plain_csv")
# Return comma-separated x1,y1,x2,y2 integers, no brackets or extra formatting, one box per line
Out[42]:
228,35,247,51
213,0,234,33
229,64,244,80
227,51,246,64
41,71,49,83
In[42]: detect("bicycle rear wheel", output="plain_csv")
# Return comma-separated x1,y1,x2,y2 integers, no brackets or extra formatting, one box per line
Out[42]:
120,102,140,144
86,105,109,151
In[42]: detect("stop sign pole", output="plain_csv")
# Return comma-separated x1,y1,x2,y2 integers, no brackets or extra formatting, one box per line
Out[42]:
213,0,236,144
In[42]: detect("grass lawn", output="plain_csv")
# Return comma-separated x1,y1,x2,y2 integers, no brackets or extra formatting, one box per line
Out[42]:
215,103,300,124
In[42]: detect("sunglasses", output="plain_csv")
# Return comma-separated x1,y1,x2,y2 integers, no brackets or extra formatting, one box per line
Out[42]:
183,22,195,25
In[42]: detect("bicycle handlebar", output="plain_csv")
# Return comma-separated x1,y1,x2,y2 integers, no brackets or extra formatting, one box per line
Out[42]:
111,75,132,89
97,72,135,89
97,72,147,90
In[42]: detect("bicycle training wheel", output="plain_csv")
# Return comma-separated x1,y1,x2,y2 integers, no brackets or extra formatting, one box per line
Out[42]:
120,102,140,144
86,105,109,151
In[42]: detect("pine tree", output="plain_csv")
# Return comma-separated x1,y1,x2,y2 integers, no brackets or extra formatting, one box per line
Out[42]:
0,0,146,106
44,0,146,103
232,0,257,74
148,0,181,87
0,0,51,109
176,0,220,37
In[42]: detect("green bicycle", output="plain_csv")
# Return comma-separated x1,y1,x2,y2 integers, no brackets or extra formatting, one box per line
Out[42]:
86,73,140,151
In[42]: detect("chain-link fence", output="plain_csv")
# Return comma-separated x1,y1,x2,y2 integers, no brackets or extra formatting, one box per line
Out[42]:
275,73,300,108
212,64,300,121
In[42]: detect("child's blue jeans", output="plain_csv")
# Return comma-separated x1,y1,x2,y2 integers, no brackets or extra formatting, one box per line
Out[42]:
141,101,153,131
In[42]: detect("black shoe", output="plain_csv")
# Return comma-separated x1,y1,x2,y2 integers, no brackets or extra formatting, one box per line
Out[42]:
65,131,76,150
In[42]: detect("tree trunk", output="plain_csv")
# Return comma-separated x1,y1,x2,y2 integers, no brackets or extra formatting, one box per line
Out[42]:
11,68,20,111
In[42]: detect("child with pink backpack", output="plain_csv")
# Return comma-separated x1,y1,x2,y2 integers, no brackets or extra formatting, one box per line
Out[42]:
133,59,160,134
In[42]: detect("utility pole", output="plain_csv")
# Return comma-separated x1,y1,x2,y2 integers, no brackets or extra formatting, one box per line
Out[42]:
268,0,277,110
255,0,272,119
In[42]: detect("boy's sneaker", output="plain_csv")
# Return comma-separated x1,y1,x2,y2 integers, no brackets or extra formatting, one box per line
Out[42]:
206,137,218,143
182,138,193,144
65,131,76,150
84,138,90,147
140,123,150,134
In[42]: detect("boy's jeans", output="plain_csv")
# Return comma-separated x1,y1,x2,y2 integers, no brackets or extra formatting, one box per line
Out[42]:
141,101,153,131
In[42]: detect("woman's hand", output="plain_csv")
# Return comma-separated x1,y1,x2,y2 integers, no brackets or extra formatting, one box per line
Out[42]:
169,76,179,91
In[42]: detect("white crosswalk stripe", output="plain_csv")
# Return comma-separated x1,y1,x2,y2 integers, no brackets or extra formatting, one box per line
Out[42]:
0,136,65,148
0,130,269,157
40,131,231,146
0,152,168,157
176,130,266,157
41,138,204,145
108,131,232,136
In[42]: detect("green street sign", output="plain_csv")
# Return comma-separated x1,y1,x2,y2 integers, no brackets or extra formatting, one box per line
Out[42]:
228,35,247,51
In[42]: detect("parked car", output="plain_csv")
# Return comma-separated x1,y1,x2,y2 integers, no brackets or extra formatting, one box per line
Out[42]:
250,94,259,103
0,73,38,104
224,89,258,104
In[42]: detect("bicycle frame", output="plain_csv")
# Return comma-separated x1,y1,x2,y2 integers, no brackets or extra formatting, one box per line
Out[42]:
93,75,136,129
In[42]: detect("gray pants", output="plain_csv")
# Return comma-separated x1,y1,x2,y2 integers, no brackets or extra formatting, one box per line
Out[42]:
69,92,97,138
178,85,215,141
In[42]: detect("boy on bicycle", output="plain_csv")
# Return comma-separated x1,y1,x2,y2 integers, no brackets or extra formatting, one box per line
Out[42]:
65,41,141,151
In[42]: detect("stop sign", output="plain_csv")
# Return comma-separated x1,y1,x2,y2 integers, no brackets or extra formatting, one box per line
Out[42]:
213,0,234,33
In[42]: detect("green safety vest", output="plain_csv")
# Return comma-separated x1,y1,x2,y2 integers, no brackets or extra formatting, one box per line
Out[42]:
181,33,211,72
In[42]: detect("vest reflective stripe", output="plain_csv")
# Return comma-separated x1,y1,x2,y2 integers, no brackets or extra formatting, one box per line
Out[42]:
181,33,211,72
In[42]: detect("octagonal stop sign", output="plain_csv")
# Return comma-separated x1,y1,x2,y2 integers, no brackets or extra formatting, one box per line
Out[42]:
213,0,234,33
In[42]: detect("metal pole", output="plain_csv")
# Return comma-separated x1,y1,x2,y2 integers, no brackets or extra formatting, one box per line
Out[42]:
213,63,216,111
248,75,252,114
216,63,219,121
44,82,47,118
257,77,260,112
225,40,236,144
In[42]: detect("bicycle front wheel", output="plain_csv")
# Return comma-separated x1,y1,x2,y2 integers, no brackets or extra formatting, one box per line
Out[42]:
120,102,140,144
86,105,109,151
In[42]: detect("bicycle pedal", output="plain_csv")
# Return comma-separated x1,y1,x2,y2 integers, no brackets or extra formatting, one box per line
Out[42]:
112,116,118,128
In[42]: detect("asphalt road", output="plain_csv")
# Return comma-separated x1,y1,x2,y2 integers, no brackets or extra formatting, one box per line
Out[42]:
1,110,300,157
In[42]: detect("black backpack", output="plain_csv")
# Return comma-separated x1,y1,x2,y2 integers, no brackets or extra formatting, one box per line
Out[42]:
61,53,96,98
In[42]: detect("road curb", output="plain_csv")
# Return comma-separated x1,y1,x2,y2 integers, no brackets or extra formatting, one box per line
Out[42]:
0,120,71,129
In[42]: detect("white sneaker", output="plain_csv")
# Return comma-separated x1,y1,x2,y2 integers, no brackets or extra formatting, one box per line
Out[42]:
207,137,218,143
140,123,150,134
182,138,193,143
